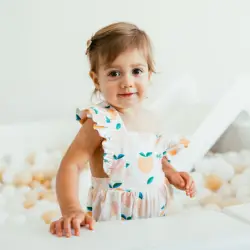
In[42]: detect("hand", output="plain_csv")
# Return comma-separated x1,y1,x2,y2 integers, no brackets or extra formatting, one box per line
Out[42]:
162,156,195,198
168,171,196,198
50,210,95,237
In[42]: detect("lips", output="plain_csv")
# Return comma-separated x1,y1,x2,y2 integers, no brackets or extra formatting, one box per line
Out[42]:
118,93,136,97
119,93,134,97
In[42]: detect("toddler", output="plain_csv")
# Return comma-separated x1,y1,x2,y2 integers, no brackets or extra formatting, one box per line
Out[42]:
50,22,195,237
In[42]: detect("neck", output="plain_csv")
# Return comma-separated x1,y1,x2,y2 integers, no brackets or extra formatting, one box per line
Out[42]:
116,104,141,116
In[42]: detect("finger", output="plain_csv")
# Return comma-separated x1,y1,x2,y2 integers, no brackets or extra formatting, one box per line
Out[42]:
186,181,195,197
72,217,81,236
63,217,72,238
173,174,185,188
180,172,192,189
162,156,172,166
56,220,63,237
50,221,56,234
85,215,95,231
190,181,196,197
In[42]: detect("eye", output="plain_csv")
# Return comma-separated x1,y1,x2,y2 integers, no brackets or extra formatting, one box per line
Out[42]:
132,68,143,75
108,70,121,77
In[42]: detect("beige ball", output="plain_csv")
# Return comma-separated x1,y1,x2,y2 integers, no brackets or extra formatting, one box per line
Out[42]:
32,171,45,183
23,199,36,209
41,210,60,224
38,191,57,202
29,180,41,189
42,180,51,189
24,190,39,201
204,174,223,192
14,170,33,186
25,152,36,166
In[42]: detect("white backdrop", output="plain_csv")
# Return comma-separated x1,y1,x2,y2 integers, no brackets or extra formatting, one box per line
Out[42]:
1,0,250,125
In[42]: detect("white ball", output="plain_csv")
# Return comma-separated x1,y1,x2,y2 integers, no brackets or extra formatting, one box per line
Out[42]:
236,186,250,203
211,157,234,181
194,158,214,175
34,151,49,169
239,150,250,166
243,168,250,178
2,185,16,198
190,172,204,190
223,152,243,166
9,152,27,171
16,186,31,196
231,174,249,193
196,187,212,200
2,170,16,184
217,183,234,198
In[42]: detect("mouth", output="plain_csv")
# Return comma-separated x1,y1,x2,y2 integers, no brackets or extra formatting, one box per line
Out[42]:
118,93,137,98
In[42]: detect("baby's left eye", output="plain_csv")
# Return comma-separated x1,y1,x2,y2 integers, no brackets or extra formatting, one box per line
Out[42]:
132,68,143,75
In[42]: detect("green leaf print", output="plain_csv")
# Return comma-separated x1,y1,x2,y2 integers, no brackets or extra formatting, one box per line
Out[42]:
90,107,98,114
118,154,124,159
76,114,81,121
139,152,146,157
125,163,130,168
109,184,113,188
163,151,167,156
113,154,124,160
105,116,111,123
113,183,122,188
161,204,165,210
156,153,162,158
121,214,127,220
147,176,154,185
116,123,121,130
87,206,92,211
105,105,111,109
139,192,143,199
127,216,132,220
146,152,152,157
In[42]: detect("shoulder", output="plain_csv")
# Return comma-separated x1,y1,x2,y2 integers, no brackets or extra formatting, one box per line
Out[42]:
76,102,112,124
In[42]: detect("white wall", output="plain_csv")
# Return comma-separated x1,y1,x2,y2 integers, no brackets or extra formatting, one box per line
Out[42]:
1,0,250,125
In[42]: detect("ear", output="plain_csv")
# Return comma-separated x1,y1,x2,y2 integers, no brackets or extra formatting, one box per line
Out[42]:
89,71,100,90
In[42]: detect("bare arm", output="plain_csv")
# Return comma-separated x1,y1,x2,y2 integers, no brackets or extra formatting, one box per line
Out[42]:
56,118,102,215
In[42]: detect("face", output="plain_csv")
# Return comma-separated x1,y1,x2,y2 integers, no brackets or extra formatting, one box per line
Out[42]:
90,48,151,112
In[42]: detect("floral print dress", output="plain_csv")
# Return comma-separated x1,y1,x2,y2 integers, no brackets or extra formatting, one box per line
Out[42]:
76,102,188,221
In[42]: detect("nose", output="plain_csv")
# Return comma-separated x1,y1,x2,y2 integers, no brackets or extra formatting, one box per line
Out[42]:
120,73,133,89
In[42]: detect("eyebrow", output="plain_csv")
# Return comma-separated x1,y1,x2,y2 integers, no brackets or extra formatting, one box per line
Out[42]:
104,63,147,70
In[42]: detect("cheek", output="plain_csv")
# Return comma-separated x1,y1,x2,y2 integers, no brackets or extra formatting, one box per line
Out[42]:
100,83,118,98
136,76,149,95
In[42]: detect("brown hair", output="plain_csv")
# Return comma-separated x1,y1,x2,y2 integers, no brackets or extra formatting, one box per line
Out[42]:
86,22,156,74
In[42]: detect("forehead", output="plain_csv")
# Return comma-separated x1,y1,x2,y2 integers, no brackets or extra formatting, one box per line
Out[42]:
100,48,147,69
